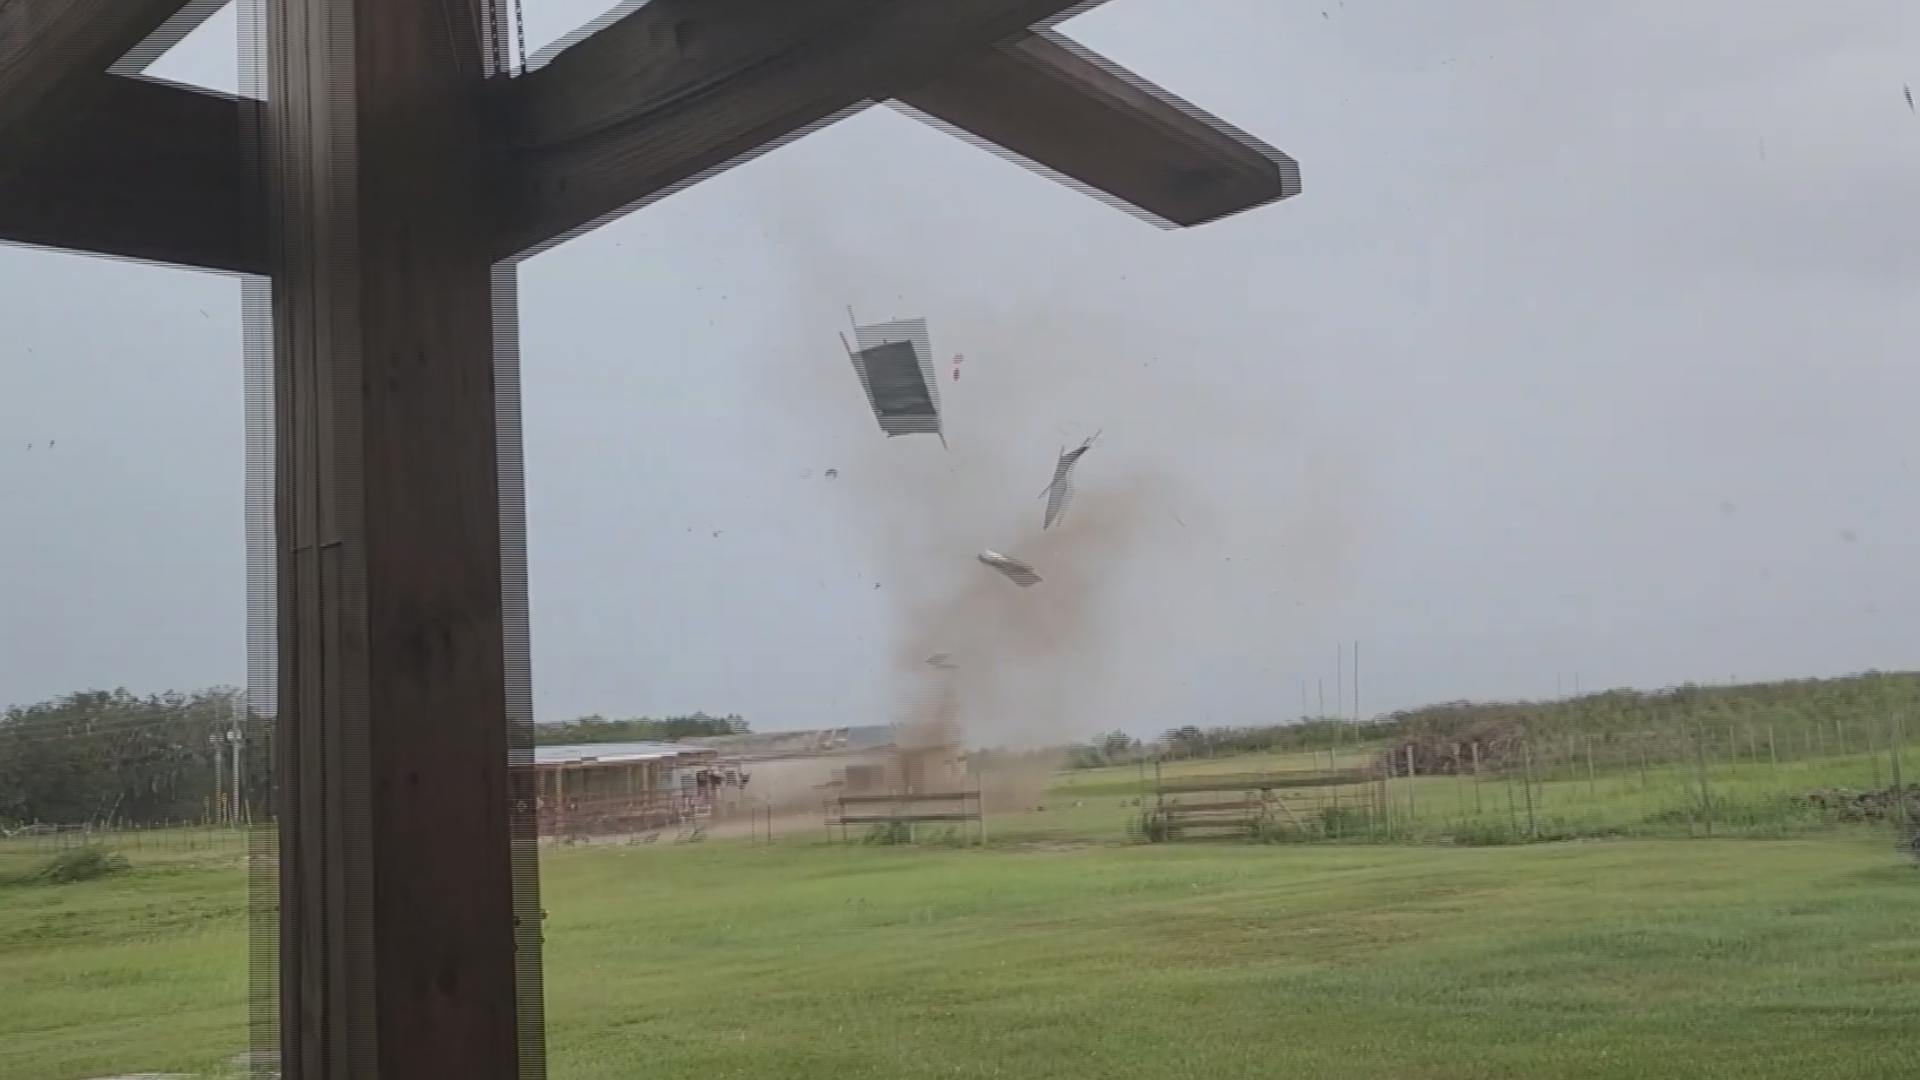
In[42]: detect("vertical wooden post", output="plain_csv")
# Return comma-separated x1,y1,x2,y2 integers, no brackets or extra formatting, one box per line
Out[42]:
1585,736,1596,798
1404,744,1416,822
1453,742,1466,820
264,0,524,1075
1471,741,1483,815
1869,722,1883,789
1521,741,1537,839
1694,728,1713,837
1888,714,1905,827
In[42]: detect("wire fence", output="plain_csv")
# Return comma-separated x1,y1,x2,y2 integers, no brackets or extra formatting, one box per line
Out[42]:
0,820,251,856
1216,713,1917,845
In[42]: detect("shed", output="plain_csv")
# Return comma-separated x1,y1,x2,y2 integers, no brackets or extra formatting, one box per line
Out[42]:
534,741,720,836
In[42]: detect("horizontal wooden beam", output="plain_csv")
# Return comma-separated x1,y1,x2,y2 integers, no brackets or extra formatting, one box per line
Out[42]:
0,76,258,273
897,32,1299,227
493,0,1097,256
0,0,200,183
3,0,1299,270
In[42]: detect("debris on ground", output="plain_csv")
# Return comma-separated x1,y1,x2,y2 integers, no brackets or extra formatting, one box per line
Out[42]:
844,315,943,443
977,550,1043,587
1794,786,1920,823
1040,432,1099,529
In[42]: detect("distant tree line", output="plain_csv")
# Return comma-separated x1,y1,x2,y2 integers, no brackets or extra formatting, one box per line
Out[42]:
1064,671,1920,770
534,712,749,746
0,687,245,828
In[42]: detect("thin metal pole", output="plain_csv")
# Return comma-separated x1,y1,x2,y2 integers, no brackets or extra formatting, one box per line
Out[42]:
1353,640,1360,722
1336,647,1344,719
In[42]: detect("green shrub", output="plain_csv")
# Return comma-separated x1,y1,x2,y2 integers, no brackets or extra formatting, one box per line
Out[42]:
26,846,129,885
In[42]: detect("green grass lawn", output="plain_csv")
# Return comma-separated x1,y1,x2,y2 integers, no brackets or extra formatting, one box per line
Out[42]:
4,820,1918,1080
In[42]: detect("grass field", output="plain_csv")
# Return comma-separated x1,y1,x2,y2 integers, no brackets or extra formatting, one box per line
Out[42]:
4,764,1919,1079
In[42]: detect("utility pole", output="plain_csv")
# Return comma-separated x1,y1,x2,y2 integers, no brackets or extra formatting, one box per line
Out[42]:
229,699,245,826
208,729,225,826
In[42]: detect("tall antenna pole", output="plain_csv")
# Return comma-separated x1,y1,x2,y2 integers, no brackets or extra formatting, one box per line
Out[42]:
1353,640,1361,722
1336,646,1344,718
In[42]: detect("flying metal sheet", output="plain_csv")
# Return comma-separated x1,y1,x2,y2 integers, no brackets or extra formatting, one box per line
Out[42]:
846,316,942,439
977,550,1042,587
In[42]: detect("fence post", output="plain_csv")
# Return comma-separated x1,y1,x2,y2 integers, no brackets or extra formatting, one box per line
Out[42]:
1405,745,1417,822
1503,761,1518,837
1453,743,1467,821
1694,727,1714,837
1767,725,1777,770
1869,721,1883,789
1585,736,1596,798
1637,738,1649,789
1521,741,1538,839
1835,717,1846,757
1471,742,1484,815
1889,713,1905,828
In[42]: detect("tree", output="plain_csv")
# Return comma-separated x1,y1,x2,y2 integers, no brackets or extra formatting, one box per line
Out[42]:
0,686,243,827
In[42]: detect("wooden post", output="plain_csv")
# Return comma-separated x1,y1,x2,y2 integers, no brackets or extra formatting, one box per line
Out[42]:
1767,725,1777,770
1888,714,1904,825
1521,741,1537,838
1471,741,1483,815
1454,743,1467,820
1585,736,1596,798
263,0,524,1075
1694,728,1713,837
1405,745,1416,822
1869,722,1883,789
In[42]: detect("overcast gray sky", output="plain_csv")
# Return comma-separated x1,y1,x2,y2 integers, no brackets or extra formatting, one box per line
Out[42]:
2,1,1916,744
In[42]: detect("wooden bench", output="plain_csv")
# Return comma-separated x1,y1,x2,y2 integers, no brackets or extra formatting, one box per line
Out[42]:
827,791,986,845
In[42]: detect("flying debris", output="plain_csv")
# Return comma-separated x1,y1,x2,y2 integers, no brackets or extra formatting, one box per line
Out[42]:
1040,432,1100,530
1907,83,1915,112
926,653,958,670
843,314,944,444
977,550,1042,588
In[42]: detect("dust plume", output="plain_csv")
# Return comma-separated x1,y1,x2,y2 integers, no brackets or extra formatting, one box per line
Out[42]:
745,140,1375,755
